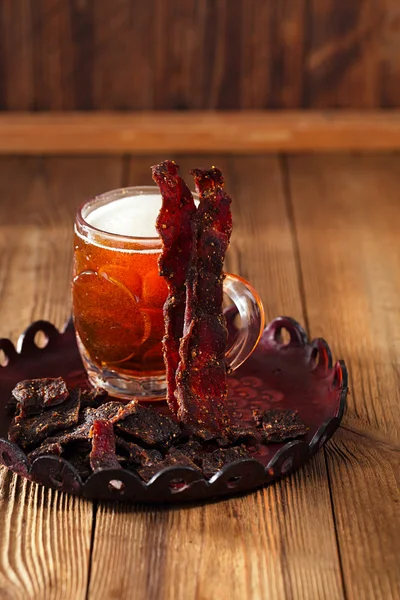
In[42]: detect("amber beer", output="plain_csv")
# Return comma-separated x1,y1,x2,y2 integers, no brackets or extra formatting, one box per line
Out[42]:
73,188,168,397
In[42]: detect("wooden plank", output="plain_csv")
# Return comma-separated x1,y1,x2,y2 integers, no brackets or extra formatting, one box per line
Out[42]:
31,0,76,110
326,428,400,600
304,0,381,108
239,0,307,109
268,0,307,108
0,0,34,110
288,154,400,599
0,156,124,599
92,0,154,110
0,469,93,600
379,0,400,107
87,155,344,600
89,457,344,600
153,0,207,109
0,156,124,335
287,154,400,446
3,111,400,154
2,1,400,110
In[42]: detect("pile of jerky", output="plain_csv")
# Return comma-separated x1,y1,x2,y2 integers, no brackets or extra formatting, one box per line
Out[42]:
7,377,308,482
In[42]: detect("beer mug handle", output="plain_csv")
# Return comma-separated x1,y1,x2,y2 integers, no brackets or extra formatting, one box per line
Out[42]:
223,273,265,371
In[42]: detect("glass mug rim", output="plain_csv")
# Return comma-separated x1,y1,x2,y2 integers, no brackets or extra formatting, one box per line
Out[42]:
76,185,199,249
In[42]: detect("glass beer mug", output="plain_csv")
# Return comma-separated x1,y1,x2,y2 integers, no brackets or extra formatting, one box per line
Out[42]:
72,186,265,399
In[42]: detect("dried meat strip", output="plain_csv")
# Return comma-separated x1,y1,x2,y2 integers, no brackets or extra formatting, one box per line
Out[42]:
253,409,308,443
175,167,233,434
116,436,162,467
115,403,181,449
8,389,81,449
80,387,108,409
63,441,92,479
89,419,121,471
201,446,250,479
28,442,63,462
45,401,138,446
228,425,260,445
137,447,202,483
12,377,69,417
174,440,203,463
152,160,197,415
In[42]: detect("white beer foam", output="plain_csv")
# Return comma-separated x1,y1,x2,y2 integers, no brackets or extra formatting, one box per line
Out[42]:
86,194,161,237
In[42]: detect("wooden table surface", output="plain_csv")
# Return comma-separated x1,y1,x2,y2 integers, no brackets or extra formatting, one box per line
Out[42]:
0,154,399,600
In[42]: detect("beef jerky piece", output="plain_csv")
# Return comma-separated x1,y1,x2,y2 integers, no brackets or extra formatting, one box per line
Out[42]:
115,403,181,449
69,455,91,480
252,409,264,428
96,400,138,422
12,377,69,417
152,160,197,415
253,409,308,443
116,436,162,467
64,439,91,455
45,407,97,445
8,389,81,449
174,440,203,463
28,441,63,462
181,424,218,443
89,419,121,471
188,426,230,448
176,167,233,434
6,397,18,416
137,448,202,483
115,436,145,464
80,387,108,409
46,401,138,446
63,442,92,480
201,446,250,479
228,425,260,445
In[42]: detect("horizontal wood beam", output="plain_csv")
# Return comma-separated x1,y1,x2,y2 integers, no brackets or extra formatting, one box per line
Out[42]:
1,111,400,153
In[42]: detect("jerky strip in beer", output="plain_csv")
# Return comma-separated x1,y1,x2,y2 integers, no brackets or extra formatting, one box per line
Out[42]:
8,389,81,449
12,377,69,417
89,419,121,471
175,167,232,435
152,160,197,415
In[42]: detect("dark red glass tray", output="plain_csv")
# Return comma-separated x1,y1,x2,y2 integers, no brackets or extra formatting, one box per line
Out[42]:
0,317,347,503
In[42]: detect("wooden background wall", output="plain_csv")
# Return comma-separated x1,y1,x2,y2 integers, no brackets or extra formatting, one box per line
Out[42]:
1,0,399,112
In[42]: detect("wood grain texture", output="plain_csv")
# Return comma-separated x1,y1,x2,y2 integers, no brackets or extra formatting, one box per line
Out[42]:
1,0,400,109
5,111,400,154
88,456,344,600
1,153,398,599
0,156,124,600
0,469,93,600
379,0,400,107
326,428,400,600
87,154,344,600
92,0,153,110
0,156,124,336
304,0,381,108
0,0,34,110
287,154,400,446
